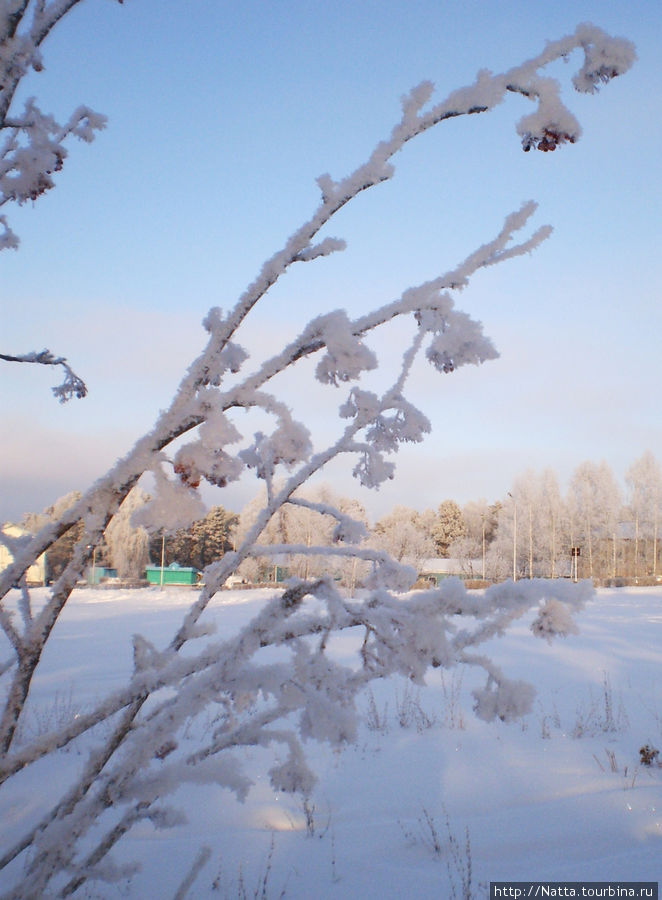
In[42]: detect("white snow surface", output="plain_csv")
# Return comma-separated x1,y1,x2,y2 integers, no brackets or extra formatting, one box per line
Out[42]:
1,585,661,897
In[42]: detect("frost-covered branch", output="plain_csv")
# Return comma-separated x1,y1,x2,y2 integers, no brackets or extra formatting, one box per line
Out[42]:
0,23,634,591
287,496,368,543
0,0,122,399
0,0,117,240
0,349,87,401
175,23,634,392
0,19,635,895
0,574,592,895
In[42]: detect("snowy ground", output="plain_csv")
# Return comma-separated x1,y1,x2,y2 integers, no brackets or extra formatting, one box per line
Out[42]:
1,585,661,897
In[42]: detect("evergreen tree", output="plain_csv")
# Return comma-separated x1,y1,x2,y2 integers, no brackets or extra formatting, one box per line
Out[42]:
433,500,466,558
149,506,238,571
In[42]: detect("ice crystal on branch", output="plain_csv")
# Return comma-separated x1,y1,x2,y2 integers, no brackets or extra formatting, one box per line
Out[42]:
173,410,243,489
351,445,396,489
314,311,378,386
531,598,580,642
426,311,498,374
364,396,431,452
0,349,87,401
133,465,206,532
473,677,537,723
339,388,381,424
572,23,636,92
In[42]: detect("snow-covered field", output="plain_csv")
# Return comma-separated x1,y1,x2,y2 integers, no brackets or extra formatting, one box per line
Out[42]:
1,585,661,897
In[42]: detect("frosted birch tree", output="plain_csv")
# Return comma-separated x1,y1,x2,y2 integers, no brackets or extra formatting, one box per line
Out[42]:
0,11,635,895
626,451,662,578
538,468,566,578
506,469,567,578
568,460,622,580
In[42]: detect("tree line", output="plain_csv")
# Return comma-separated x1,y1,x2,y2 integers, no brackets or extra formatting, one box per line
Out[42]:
19,490,237,583
485,452,661,584
16,450,660,586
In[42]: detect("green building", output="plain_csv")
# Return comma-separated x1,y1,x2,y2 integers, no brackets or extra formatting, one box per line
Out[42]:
145,563,199,586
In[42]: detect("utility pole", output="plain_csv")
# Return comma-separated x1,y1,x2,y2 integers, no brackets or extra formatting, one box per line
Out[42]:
481,514,486,582
87,545,96,585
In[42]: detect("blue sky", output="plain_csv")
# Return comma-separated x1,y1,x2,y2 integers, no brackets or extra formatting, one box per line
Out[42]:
1,0,661,523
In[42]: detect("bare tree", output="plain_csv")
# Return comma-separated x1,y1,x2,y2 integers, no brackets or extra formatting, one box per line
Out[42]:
0,14,634,895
